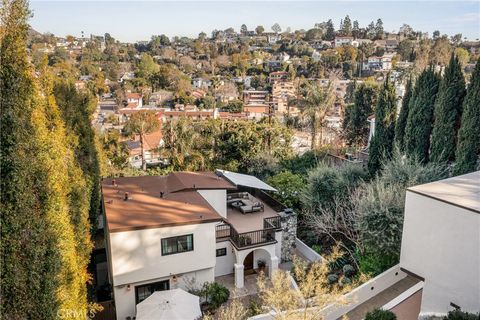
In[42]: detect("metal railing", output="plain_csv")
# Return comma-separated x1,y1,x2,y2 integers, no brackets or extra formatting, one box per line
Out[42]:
263,216,281,230
216,220,278,249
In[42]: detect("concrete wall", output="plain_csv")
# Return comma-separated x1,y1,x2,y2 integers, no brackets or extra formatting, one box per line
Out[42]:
215,241,235,277
109,222,217,287
198,189,227,218
400,191,480,314
295,238,322,262
114,268,213,320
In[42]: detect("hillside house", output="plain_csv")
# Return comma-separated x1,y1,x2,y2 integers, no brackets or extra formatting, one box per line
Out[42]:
102,170,297,320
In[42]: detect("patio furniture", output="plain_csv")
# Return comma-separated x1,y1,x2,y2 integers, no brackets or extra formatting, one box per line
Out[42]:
240,201,264,214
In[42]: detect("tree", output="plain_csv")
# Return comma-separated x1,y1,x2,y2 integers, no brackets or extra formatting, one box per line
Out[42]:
404,67,440,162
299,80,335,149
394,77,413,151
368,77,397,175
375,19,384,39
222,99,243,113
431,36,452,66
352,20,360,38
324,19,335,41
137,53,159,82
240,24,248,35
454,59,480,175
267,171,304,209
124,111,160,170
1,1,92,317
342,15,352,36
454,47,470,67
366,21,376,39
365,309,397,320
271,23,282,34
342,82,379,146
430,54,466,163
432,30,440,40
255,25,265,35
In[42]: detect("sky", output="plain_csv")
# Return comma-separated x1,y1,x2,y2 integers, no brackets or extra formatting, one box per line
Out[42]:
29,1,480,43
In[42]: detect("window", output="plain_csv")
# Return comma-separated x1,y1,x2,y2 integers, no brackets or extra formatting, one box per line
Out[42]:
135,280,169,304
161,234,193,256
216,248,227,257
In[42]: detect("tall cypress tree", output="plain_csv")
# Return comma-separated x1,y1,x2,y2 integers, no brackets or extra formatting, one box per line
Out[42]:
404,67,440,162
454,59,480,175
368,77,397,175
394,77,413,151
430,54,466,163
1,1,91,318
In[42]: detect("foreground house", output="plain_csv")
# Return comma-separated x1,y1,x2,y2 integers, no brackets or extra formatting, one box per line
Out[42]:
102,170,297,320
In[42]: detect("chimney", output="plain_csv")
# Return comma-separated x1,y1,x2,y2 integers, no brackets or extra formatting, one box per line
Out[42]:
124,192,129,201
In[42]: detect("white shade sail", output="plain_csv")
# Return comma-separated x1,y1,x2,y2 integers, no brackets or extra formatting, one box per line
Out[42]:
136,288,202,320
215,169,277,192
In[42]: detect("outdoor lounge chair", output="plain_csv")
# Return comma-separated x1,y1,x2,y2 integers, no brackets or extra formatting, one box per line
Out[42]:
240,202,264,214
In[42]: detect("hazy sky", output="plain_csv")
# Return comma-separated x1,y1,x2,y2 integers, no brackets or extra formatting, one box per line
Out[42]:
30,1,480,42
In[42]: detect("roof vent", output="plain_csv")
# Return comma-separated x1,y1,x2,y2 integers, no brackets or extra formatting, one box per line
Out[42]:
124,192,129,201
160,191,164,198
112,179,116,186
193,184,196,188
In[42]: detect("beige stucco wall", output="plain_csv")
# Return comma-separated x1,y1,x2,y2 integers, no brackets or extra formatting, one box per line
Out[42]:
109,222,217,287
400,191,480,314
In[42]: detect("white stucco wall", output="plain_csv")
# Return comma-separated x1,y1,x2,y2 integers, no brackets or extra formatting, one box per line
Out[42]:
400,191,480,314
114,268,213,320
215,241,235,276
198,189,227,218
109,222,217,287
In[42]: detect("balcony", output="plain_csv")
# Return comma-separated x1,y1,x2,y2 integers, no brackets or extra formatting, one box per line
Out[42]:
216,217,281,249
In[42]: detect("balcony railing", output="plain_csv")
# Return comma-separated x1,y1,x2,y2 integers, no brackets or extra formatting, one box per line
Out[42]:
216,219,279,249
264,216,281,229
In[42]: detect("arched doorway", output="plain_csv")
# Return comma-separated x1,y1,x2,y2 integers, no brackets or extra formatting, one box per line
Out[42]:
234,246,278,288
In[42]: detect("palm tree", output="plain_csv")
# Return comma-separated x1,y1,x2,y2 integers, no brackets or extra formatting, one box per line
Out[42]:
124,111,160,170
299,80,335,149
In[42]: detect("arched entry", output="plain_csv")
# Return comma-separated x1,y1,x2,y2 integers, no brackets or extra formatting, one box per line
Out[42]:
234,245,279,288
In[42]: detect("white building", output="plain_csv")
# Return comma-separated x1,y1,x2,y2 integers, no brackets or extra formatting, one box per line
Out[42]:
400,172,480,316
334,36,354,47
103,171,296,320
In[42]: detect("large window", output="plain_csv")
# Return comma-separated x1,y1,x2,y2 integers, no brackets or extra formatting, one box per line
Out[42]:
135,280,170,304
161,234,194,256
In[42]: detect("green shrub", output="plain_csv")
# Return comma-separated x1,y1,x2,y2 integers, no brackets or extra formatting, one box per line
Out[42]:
365,309,397,320
357,249,398,276
327,274,339,284
444,310,480,320
203,282,230,309
343,264,356,277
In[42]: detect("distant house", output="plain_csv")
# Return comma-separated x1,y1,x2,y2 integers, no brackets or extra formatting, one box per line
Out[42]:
126,130,165,168
192,78,212,89
268,71,289,84
385,39,399,51
272,81,297,115
362,54,393,71
311,50,322,62
149,90,173,106
120,72,135,82
265,32,281,44
126,92,143,109
334,36,354,47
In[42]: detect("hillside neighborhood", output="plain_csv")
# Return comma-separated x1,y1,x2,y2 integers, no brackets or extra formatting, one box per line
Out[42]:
1,1,480,320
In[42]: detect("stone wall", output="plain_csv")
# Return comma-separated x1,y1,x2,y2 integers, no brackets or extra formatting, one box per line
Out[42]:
280,209,297,262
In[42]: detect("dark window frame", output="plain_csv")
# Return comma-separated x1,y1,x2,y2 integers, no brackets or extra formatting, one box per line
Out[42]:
135,280,170,304
216,247,227,257
161,234,194,256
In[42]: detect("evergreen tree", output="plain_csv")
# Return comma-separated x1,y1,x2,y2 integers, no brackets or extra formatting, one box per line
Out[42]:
343,15,352,36
1,1,92,317
325,19,335,41
342,82,379,146
404,67,440,162
368,77,397,175
394,77,413,151
375,18,384,39
454,59,480,175
430,54,466,163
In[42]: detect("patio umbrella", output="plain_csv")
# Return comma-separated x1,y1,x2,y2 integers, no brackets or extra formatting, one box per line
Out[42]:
136,288,202,320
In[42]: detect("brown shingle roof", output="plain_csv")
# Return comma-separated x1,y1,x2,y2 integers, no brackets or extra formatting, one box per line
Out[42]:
102,172,236,232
